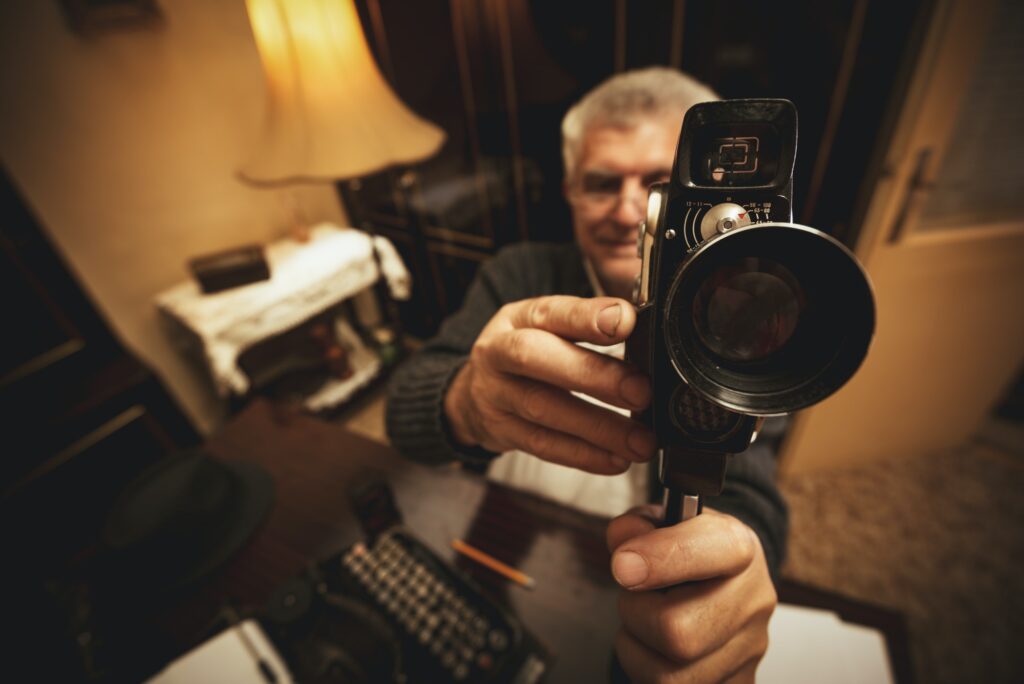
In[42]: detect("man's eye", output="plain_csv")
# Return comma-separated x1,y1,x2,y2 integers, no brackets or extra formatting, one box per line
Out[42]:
581,173,623,195
641,171,672,187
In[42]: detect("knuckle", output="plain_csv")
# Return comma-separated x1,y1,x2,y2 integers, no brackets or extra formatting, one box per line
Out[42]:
616,624,678,684
752,586,778,627
657,609,698,662
763,581,779,611
524,424,554,456
725,517,757,566
469,347,486,372
527,298,550,328
520,383,549,421
504,329,533,369
471,335,495,369
753,630,770,660
497,302,516,321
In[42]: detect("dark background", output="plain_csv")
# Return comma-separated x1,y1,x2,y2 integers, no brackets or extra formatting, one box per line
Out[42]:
342,0,930,337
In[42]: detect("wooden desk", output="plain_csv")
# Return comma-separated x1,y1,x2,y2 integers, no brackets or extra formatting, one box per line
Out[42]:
149,399,912,684
162,399,620,682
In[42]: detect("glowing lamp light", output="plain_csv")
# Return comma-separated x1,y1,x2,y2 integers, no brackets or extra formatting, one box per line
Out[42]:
241,0,446,184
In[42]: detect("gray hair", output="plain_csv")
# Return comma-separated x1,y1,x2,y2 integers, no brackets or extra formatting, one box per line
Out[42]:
561,67,719,181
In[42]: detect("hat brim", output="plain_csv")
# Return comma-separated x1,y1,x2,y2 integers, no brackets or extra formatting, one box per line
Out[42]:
179,459,274,587
100,454,274,595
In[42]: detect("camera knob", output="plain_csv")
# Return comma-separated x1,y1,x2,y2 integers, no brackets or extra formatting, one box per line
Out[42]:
700,203,752,241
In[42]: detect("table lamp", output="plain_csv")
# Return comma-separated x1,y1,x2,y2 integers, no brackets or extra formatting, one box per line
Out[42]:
240,0,443,347
240,0,445,186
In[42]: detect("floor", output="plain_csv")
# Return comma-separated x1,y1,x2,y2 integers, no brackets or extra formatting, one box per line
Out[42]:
780,420,1024,684
339,391,1024,684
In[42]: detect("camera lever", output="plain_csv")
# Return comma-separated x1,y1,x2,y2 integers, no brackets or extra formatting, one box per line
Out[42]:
658,446,730,526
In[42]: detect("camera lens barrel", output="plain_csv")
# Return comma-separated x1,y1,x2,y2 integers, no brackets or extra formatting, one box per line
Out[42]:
663,222,875,416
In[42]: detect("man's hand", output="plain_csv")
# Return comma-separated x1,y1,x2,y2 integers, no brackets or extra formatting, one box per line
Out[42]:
444,295,657,474
607,505,777,683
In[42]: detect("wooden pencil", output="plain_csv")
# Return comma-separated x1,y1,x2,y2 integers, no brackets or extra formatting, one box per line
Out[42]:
451,538,536,589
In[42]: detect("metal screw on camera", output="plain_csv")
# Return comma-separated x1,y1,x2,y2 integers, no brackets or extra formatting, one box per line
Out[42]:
665,229,676,240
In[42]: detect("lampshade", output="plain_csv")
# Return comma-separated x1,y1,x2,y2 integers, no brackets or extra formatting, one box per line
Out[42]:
241,0,446,184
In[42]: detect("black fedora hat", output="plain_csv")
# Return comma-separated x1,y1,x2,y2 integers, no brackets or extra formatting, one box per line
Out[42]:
101,450,273,592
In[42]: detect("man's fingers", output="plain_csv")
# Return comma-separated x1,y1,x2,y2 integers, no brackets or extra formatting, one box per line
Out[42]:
480,327,650,411
618,579,736,663
614,628,684,683
606,504,663,552
615,625,765,683
507,296,637,344
618,580,774,665
489,411,632,475
492,377,656,463
610,511,758,590
609,512,776,683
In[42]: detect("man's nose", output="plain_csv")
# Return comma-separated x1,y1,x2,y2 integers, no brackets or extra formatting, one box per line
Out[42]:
610,184,646,227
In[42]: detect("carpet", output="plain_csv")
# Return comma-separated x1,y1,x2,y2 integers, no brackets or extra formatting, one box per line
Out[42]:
780,429,1024,684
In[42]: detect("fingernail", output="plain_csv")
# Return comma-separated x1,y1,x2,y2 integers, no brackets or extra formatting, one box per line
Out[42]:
610,455,630,471
620,374,650,408
597,304,622,337
627,428,656,460
612,551,649,588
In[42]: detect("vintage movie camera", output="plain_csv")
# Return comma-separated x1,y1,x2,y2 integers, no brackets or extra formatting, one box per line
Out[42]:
626,99,875,523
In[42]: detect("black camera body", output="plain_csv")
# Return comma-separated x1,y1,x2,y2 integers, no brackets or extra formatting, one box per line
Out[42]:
626,99,874,509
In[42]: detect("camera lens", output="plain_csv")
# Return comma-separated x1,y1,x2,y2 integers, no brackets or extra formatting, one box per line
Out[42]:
663,223,874,415
692,259,803,363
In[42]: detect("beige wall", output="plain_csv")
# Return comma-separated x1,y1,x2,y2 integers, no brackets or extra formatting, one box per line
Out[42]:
0,1,348,435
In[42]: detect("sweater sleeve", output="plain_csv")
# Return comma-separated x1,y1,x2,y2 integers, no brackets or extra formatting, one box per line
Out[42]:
385,245,545,465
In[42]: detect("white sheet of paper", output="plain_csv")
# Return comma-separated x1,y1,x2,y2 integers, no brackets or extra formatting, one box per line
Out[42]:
146,619,293,684
146,605,892,683
758,603,895,684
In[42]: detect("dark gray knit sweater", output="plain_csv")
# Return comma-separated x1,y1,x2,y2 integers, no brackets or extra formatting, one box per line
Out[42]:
386,242,788,576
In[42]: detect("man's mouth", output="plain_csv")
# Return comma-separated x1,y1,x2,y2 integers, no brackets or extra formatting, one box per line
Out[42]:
598,236,638,250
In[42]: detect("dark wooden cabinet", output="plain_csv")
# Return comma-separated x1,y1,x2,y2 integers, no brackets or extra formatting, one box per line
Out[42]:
342,0,927,338
0,168,198,564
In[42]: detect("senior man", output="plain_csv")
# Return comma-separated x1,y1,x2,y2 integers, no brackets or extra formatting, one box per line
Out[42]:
387,67,786,683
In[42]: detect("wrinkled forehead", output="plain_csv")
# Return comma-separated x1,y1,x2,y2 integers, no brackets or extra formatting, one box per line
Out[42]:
578,117,682,175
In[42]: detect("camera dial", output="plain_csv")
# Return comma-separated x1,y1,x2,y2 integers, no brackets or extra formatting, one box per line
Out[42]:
699,202,753,239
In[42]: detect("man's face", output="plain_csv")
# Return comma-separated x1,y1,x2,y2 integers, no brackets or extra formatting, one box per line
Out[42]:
567,115,681,299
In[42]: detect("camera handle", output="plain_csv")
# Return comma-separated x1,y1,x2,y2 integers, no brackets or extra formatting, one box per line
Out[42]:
663,488,702,524
657,447,729,526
